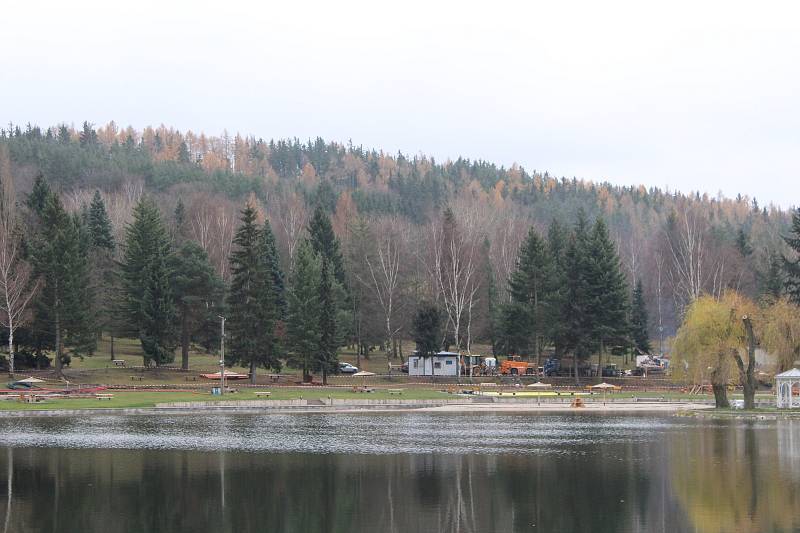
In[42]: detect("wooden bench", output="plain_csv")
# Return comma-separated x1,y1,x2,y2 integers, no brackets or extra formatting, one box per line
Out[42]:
96,394,114,401
254,391,272,397
184,376,197,382
130,375,143,381
112,359,126,367
634,397,666,402
387,389,404,395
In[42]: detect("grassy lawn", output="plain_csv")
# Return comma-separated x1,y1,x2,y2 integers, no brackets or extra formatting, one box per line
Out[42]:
0,387,454,411
0,387,772,411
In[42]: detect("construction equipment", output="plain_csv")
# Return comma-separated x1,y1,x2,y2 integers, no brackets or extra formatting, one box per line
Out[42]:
499,355,537,376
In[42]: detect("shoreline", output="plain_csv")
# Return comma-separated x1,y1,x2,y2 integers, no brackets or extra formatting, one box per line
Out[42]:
0,400,716,418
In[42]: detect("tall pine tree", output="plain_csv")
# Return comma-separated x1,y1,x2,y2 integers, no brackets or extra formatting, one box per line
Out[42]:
30,190,95,374
87,191,115,250
286,240,321,382
227,203,280,383
587,218,630,370
546,218,569,358
506,226,552,360
122,198,176,366
260,219,286,315
315,259,339,384
562,211,593,383
170,242,221,371
308,205,346,286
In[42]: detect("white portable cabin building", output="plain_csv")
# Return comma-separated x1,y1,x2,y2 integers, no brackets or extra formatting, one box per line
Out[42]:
408,351,460,377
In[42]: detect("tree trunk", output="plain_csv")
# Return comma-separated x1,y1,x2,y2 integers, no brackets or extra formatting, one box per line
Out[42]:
322,366,328,386
54,307,62,377
573,353,579,386
597,340,603,378
181,304,190,371
739,317,758,410
7,323,13,376
249,359,256,385
110,334,115,361
710,351,730,408
711,384,730,408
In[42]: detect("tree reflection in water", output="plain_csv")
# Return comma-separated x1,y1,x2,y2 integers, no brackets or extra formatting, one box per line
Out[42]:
0,415,797,533
670,419,800,533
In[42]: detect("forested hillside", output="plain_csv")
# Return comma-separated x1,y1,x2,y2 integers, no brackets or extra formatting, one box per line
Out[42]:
0,121,794,372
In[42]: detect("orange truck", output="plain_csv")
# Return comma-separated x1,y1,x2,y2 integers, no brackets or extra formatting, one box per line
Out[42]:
499,355,537,376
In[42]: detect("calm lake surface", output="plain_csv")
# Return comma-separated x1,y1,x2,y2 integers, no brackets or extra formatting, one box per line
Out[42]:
0,412,798,533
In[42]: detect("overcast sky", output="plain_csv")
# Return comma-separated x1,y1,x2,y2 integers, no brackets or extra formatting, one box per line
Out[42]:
2,0,798,208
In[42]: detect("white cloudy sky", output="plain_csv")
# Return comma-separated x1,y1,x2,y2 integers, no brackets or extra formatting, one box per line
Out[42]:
2,0,798,207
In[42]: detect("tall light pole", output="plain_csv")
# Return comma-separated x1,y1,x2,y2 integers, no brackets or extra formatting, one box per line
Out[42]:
219,315,226,395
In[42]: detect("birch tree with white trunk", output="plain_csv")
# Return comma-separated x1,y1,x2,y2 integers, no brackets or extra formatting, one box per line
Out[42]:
357,217,406,358
0,149,39,374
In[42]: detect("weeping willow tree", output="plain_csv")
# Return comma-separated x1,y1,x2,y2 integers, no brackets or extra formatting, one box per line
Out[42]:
760,297,800,373
673,292,757,408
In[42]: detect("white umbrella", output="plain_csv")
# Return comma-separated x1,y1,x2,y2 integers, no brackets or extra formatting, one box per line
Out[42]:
18,377,45,383
591,382,618,389
527,382,552,389
352,371,376,377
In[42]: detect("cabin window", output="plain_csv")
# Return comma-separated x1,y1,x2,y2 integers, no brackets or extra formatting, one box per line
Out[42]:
445,360,453,365
434,362,442,369
413,360,419,368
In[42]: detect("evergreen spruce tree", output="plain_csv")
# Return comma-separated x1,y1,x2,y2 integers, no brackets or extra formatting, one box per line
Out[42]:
178,141,191,164
170,242,221,370
308,205,346,286
85,191,118,352
30,191,95,374
260,219,286,315
87,191,115,250
587,218,630,370
315,260,339,384
546,219,569,357
783,208,800,303
507,226,552,360
26,174,51,215
286,240,321,381
227,203,280,383
411,302,442,377
173,198,188,240
630,280,651,354
122,198,176,366
760,251,784,300
735,227,753,257
562,210,593,383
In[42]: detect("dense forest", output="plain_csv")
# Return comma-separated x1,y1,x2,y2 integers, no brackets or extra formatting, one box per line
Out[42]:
0,121,796,378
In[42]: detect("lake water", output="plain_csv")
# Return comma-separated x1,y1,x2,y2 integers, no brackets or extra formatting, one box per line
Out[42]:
0,412,798,533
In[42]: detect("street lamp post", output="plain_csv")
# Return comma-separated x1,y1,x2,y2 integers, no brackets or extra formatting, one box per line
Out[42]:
219,315,226,395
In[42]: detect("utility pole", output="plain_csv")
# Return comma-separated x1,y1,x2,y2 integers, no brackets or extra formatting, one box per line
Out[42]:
219,315,226,395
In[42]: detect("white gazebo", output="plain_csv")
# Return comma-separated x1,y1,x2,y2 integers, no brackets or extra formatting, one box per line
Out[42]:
776,368,800,408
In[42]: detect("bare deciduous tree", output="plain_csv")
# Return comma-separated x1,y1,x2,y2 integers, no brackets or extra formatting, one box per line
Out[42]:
0,151,39,374
273,190,308,265
357,217,407,358
664,207,723,312
430,208,482,354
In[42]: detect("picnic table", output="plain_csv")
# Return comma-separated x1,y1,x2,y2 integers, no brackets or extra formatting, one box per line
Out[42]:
254,391,272,397
96,393,114,401
130,375,143,381
112,359,126,367
387,389,404,395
